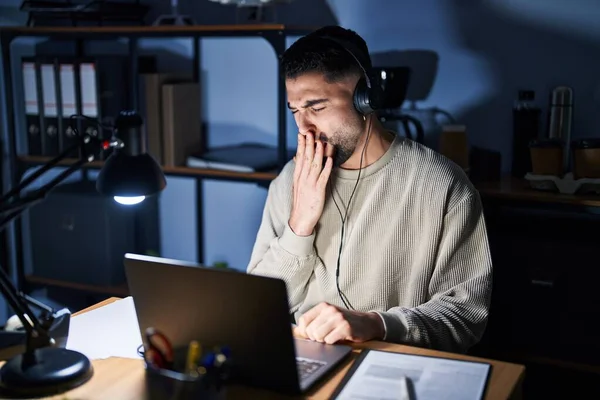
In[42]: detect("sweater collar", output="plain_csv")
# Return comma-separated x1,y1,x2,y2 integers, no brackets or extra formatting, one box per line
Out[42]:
333,131,400,181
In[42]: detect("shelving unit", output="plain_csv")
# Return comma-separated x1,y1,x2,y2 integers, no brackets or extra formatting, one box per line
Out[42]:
475,177,600,373
0,24,315,297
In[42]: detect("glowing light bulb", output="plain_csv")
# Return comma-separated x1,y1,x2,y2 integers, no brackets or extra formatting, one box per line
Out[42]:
114,196,145,205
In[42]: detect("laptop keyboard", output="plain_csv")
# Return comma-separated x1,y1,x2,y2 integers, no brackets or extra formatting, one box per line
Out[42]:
296,357,327,381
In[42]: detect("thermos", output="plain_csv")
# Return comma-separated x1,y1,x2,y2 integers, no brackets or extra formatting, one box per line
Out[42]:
547,86,573,174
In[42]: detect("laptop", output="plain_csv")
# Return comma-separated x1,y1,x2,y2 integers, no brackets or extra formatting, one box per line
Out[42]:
123,253,352,395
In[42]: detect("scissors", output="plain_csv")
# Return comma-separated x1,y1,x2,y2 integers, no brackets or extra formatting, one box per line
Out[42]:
144,327,174,370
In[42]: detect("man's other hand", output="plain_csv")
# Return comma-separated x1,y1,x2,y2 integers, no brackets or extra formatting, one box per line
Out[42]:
289,132,333,236
293,302,385,344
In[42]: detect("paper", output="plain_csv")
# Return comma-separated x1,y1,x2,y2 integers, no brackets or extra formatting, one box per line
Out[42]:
334,350,490,400
66,297,143,360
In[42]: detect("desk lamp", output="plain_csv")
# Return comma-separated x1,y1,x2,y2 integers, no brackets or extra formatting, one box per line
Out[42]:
0,110,166,397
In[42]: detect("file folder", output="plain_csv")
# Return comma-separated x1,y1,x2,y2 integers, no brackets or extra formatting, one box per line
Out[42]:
21,58,41,155
58,61,79,158
40,60,60,156
77,60,103,158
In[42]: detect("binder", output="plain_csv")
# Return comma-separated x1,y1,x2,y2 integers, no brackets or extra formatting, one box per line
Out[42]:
77,59,102,158
21,58,41,155
58,61,79,158
24,53,158,160
40,59,60,156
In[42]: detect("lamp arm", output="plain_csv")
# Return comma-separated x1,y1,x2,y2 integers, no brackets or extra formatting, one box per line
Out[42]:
20,292,54,315
0,155,90,350
0,157,88,231
0,119,106,353
0,265,39,339
0,154,88,213
0,131,95,205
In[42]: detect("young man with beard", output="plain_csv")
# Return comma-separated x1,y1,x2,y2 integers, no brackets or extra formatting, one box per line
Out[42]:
247,26,493,354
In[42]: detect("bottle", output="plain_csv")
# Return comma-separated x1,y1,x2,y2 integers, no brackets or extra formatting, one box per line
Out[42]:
547,86,573,175
512,90,541,177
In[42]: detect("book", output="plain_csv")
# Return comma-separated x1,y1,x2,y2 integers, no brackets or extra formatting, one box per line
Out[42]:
161,82,203,167
186,143,295,173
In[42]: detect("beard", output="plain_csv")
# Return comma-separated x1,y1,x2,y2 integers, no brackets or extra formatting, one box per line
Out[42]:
332,144,355,167
319,125,363,167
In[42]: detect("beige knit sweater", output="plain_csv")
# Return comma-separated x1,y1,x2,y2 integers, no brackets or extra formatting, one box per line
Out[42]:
247,134,493,353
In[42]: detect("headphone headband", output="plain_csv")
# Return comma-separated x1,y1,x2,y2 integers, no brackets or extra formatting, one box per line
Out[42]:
316,34,383,115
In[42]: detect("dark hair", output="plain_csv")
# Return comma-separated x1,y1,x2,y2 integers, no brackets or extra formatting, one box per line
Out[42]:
281,25,371,83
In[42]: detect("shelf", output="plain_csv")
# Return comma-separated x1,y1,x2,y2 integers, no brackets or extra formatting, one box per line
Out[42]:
18,155,279,183
476,177,600,208
25,274,129,297
2,21,291,297
0,24,317,39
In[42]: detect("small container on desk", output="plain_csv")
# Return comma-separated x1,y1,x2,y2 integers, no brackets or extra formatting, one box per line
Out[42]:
144,345,230,400
572,138,600,179
529,137,564,177
525,137,600,194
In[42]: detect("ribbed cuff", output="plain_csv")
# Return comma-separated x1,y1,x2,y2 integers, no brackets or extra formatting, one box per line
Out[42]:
376,311,408,343
374,312,388,341
279,223,316,257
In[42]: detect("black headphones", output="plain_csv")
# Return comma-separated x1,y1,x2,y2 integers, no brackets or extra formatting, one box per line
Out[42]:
318,35,384,116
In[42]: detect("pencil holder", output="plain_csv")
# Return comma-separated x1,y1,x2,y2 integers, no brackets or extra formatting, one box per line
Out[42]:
144,346,230,400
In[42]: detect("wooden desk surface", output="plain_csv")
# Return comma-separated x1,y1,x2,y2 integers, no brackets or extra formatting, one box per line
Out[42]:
4,297,522,400
476,176,600,207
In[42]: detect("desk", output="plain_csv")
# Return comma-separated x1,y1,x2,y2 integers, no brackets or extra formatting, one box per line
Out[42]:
3,298,525,399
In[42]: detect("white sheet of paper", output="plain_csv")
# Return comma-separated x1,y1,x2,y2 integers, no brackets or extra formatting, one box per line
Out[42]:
66,296,143,360
334,350,490,400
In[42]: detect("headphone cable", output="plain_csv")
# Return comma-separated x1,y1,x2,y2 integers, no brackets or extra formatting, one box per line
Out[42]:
331,116,373,310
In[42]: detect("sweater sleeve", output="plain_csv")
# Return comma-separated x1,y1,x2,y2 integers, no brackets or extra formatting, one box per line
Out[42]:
376,191,493,353
246,174,322,313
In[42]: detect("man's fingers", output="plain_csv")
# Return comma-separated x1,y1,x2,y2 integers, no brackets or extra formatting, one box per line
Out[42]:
304,132,315,171
324,141,335,158
304,311,329,342
309,316,340,343
296,134,305,159
294,134,305,181
293,325,308,339
323,324,351,345
297,302,327,331
317,157,333,190
302,303,338,342
308,140,324,178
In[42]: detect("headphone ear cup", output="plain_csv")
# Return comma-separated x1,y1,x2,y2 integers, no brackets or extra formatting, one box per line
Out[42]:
366,72,385,111
353,77,373,115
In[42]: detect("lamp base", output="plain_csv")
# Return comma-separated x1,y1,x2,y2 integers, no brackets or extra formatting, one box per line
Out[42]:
0,347,93,398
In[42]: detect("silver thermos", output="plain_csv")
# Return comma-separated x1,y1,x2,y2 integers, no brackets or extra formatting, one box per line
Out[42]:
547,86,573,174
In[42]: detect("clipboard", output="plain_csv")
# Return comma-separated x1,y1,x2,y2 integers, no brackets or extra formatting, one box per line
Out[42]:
330,348,493,400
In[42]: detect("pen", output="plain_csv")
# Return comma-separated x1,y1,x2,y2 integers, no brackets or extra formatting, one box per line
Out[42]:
185,340,201,375
399,376,413,400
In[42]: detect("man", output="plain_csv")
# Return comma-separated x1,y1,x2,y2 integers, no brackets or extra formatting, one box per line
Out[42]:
247,25,492,354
